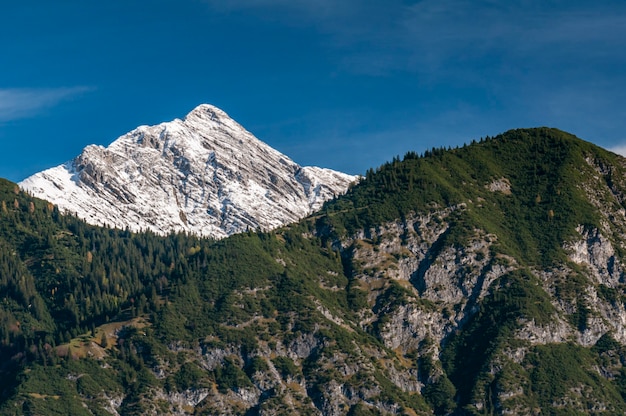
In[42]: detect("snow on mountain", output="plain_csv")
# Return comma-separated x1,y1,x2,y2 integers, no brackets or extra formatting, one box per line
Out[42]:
20,104,357,238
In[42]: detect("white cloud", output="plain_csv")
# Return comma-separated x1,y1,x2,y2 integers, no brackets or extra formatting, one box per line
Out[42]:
0,87,93,122
608,144,626,158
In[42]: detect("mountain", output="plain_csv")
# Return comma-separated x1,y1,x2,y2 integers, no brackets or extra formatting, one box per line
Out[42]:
20,104,356,238
3,128,626,415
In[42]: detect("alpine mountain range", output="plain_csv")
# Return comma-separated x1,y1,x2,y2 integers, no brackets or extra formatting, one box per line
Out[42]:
7,109,626,414
20,104,357,239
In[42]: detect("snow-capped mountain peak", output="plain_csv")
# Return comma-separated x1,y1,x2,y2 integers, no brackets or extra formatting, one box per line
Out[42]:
20,104,357,238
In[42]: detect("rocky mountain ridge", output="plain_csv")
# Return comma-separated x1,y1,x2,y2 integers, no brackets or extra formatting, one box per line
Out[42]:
20,104,356,238
5,128,626,414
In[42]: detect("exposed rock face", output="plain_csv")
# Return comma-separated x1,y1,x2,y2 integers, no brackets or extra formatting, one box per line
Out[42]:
568,225,623,287
335,202,626,414
90,201,626,415
20,104,356,238
344,207,507,354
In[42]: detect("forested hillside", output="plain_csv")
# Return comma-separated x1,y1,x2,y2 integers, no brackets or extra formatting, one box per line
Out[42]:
3,128,626,415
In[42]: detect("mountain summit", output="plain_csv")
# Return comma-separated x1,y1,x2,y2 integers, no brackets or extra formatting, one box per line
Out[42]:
20,104,356,238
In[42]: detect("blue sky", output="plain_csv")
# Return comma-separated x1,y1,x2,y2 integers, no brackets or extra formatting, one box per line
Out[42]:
2,0,626,181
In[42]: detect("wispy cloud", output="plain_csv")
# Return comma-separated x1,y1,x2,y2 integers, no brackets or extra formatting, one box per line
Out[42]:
205,0,365,23
205,0,403,45
206,0,626,76
401,2,626,60
608,144,626,158
0,87,93,122
204,0,626,153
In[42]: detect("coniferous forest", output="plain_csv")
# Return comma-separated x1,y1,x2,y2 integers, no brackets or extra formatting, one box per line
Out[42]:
3,128,626,414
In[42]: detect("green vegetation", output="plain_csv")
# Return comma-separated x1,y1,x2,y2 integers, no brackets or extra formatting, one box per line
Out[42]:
2,128,626,414
525,343,626,414
441,270,556,410
272,356,300,379
321,128,607,266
